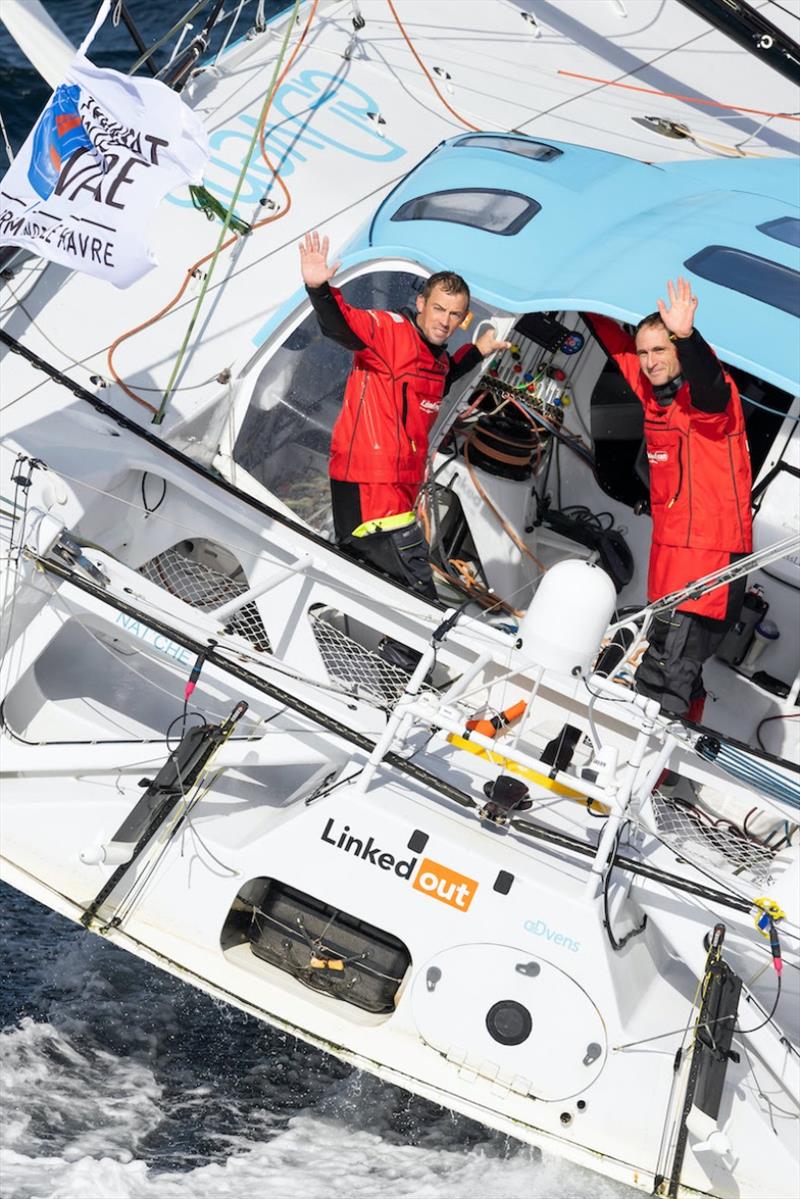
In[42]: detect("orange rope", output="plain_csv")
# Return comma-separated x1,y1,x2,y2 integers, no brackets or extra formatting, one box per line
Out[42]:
107,1,320,412
386,0,481,132
557,70,800,122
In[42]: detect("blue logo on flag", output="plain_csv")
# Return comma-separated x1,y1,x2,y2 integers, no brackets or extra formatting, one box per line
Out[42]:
28,84,93,200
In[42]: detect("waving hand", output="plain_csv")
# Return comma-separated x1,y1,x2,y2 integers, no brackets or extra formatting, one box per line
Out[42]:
299,230,340,289
657,276,698,339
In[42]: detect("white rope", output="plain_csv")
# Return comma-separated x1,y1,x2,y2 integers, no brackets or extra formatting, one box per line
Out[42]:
609,535,800,636
215,0,248,64
31,464,446,624
0,109,14,165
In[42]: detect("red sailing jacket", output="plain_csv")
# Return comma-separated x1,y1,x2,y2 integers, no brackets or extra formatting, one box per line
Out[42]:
590,316,752,561
323,287,478,485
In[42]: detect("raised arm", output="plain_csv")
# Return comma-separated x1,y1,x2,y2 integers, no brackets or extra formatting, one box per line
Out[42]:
658,276,730,414
300,229,400,355
584,313,642,396
300,230,364,352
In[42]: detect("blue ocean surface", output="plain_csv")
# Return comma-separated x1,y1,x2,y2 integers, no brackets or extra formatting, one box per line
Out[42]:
0,3,640,1196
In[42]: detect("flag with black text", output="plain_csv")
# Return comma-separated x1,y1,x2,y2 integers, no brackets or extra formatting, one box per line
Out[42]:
0,54,208,287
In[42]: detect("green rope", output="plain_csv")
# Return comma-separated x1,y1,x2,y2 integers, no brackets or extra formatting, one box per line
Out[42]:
189,184,251,235
153,0,302,426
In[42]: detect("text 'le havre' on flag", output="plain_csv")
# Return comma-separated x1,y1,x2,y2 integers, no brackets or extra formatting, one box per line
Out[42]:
0,6,209,288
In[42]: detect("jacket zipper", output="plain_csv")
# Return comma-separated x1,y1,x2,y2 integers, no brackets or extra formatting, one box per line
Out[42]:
345,374,369,477
401,382,416,452
728,435,746,543
667,439,683,508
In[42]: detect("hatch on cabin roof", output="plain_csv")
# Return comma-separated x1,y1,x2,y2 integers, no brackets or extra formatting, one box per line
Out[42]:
357,134,799,392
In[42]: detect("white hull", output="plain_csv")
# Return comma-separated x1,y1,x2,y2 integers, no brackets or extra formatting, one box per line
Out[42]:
1,2,799,1196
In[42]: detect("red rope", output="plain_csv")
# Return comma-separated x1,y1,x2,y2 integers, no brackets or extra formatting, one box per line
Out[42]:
386,0,481,131
557,70,800,122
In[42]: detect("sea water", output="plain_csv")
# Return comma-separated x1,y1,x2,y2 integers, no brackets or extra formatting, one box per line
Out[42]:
0,883,639,1199
0,3,639,1194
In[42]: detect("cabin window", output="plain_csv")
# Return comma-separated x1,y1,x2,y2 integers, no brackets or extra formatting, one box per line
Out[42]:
757,217,800,249
684,245,800,317
392,189,540,236
453,135,562,163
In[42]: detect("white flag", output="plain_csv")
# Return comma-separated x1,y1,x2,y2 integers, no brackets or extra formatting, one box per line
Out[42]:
0,54,209,288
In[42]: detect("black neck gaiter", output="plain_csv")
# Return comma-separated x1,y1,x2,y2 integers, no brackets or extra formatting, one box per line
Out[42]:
653,372,684,406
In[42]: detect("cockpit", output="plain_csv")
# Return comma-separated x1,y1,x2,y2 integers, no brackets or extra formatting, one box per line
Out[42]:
209,132,800,756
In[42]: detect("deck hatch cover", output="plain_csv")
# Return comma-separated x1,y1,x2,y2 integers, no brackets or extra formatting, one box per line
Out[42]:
392,188,540,236
757,217,800,249
453,134,562,163
684,245,800,317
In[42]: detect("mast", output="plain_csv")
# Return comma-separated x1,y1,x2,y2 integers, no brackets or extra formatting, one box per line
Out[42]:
677,0,800,87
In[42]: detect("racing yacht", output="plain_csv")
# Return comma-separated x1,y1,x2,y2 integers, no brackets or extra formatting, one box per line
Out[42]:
1,2,799,1196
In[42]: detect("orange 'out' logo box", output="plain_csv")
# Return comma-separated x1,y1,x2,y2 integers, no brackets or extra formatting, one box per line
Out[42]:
412,857,478,912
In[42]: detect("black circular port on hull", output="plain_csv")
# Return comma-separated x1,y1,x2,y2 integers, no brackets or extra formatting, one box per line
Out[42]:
485,999,532,1046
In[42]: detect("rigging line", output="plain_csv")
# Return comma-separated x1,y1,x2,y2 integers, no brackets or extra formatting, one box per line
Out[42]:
651,972,703,1187
2,277,108,385
214,0,251,66
614,1014,740,1053
127,0,212,75
0,328,583,628
0,369,441,626
37,547,372,735
122,579,368,707
37,570,264,732
28,548,773,917
385,0,480,131
0,108,14,165
111,759,223,927
97,701,252,928
43,468,433,675
108,0,318,415
45,465,306,574
5,170,397,417
737,1034,800,1124
0,460,30,683
463,435,547,573
514,12,727,135
154,0,304,424
0,275,223,396
556,71,800,122
767,0,799,19
182,805,239,878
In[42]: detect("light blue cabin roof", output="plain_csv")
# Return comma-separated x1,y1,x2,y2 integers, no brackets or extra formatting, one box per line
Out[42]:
355,136,800,393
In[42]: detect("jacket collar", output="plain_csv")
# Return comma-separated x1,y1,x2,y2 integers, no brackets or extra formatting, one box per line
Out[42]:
653,372,684,406
400,307,447,358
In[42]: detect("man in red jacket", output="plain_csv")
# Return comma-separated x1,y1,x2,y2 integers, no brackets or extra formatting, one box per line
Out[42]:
588,278,752,720
300,230,508,599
